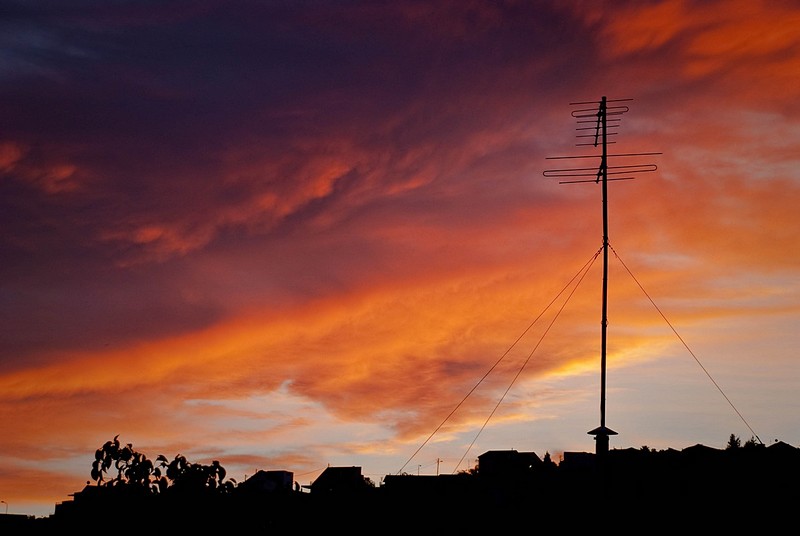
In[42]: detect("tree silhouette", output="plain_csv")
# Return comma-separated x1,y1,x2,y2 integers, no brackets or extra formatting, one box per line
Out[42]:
90,435,165,493
158,454,235,493
89,436,234,495
743,436,761,449
726,433,741,449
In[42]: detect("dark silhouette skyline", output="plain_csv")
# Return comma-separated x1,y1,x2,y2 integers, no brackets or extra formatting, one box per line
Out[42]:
4,433,797,534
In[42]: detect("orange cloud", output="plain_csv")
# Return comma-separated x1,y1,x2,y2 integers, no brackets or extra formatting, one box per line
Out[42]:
582,0,800,101
0,141,81,193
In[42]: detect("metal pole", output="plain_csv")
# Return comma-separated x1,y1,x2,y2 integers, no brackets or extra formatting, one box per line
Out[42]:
600,95,609,431
588,96,615,459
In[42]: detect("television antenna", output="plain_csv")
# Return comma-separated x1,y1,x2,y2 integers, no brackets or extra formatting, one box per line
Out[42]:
543,96,660,459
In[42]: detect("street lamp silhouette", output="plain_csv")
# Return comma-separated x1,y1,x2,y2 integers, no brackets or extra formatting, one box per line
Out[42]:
1,500,7,514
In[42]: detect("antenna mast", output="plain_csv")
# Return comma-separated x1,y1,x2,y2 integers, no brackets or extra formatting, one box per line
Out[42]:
544,96,660,460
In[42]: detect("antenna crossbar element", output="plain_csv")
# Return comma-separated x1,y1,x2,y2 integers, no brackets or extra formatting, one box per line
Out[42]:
578,121,620,130
572,106,629,119
560,176,643,184
546,152,662,160
578,132,619,140
569,98,634,105
543,164,657,180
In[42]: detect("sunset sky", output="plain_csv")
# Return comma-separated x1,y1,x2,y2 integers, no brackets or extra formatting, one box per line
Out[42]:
2,0,800,517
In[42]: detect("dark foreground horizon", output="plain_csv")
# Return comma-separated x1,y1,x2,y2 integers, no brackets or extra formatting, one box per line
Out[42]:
3,439,798,534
